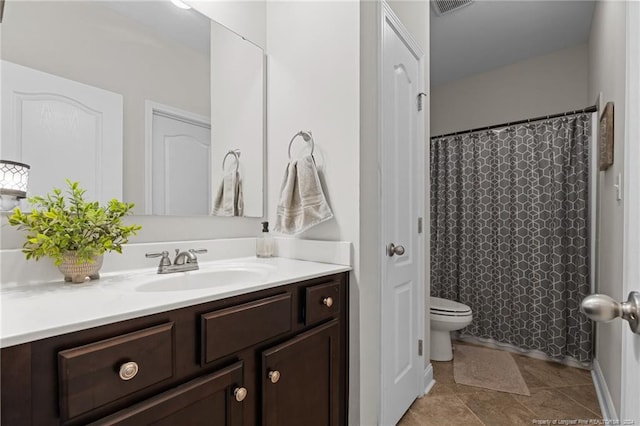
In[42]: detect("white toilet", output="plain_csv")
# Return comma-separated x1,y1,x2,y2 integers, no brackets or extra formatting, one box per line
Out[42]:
430,297,473,361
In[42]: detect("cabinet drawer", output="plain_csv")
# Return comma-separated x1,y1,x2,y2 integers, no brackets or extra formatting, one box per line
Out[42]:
305,281,341,325
58,323,174,421
201,293,292,364
89,361,245,426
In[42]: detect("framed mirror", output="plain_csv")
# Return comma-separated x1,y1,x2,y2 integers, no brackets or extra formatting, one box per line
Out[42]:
0,0,265,217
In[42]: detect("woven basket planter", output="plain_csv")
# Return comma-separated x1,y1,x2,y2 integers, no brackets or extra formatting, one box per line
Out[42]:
58,252,103,284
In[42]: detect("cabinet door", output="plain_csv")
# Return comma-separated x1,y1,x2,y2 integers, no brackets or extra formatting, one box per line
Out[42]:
262,320,340,426
90,361,245,426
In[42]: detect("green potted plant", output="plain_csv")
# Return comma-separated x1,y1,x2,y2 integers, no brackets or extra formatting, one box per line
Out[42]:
8,179,142,283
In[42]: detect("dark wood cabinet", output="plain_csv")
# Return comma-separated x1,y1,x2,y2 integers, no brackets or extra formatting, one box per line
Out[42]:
262,320,340,426
59,323,175,420
201,293,292,365
304,280,341,326
90,361,245,426
0,272,348,426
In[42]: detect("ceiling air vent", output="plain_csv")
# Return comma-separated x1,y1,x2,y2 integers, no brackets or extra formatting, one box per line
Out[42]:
431,0,474,16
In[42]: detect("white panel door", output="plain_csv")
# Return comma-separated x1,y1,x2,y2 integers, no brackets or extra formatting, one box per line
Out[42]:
1,61,123,204
622,1,640,421
380,5,425,425
150,111,211,216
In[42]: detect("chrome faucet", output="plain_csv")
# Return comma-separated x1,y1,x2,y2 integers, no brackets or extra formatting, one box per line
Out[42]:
174,248,198,265
146,249,208,274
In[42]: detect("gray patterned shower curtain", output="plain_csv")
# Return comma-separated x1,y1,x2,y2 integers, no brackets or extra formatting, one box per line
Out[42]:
430,114,593,363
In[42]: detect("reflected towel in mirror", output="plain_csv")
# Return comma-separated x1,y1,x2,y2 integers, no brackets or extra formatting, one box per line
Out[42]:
212,170,244,216
274,155,333,234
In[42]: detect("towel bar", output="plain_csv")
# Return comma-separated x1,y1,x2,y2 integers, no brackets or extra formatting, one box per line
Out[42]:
222,150,241,172
288,131,315,159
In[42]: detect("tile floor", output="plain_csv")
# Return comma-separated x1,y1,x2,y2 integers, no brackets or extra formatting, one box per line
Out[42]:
398,344,602,426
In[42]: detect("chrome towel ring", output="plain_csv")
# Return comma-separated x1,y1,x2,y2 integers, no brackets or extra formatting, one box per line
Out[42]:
222,150,241,172
288,131,314,159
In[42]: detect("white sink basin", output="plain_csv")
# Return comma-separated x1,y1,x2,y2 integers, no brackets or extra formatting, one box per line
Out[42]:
133,264,273,292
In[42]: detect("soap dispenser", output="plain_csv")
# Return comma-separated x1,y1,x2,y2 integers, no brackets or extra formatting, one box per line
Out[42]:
256,221,274,258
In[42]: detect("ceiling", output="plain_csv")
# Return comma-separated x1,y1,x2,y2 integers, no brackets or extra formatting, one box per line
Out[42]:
430,0,596,86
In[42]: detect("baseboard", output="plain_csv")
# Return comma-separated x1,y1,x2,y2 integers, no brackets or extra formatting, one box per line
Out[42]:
423,363,435,395
454,335,590,369
591,358,618,421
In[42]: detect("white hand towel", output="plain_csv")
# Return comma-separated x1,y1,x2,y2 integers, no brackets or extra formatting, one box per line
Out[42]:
212,171,244,217
274,155,333,234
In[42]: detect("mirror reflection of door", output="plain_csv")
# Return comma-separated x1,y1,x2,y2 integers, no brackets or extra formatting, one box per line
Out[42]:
1,60,123,205
148,104,211,216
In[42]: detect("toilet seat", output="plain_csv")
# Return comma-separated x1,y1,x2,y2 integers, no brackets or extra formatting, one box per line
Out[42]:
430,297,472,316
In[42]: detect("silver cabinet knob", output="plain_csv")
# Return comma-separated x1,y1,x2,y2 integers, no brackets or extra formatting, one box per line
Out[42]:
323,297,334,308
118,361,139,381
387,243,405,257
268,370,280,384
234,387,247,402
581,291,640,335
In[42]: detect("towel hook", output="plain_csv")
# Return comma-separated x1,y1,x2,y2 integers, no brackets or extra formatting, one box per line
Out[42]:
222,149,241,172
288,131,315,160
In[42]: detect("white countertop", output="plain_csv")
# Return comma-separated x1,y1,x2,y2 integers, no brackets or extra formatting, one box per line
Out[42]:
0,256,351,348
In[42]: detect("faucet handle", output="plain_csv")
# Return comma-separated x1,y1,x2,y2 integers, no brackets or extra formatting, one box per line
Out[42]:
145,251,171,267
146,250,169,258
187,248,207,264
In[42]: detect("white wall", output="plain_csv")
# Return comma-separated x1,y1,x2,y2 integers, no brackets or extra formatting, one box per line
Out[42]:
430,44,589,136
265,1,361,423
358,4,379,424
588,0,628,416
190,0,266,50
266,2,360,243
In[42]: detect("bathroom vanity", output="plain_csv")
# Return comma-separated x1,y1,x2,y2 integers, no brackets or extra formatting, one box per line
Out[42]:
0,259,349,426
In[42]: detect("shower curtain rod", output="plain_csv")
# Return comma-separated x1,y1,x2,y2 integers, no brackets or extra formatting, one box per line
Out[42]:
430,104,598,140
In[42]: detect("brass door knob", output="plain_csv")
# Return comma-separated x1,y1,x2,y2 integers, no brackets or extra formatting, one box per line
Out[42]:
268,370,280,384
234,387,248,402
323,297,334,308
118,361,139,381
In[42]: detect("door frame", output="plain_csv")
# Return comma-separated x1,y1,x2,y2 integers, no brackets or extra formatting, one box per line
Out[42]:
621,0,640,420
378,1,426,422
144,100,211,214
